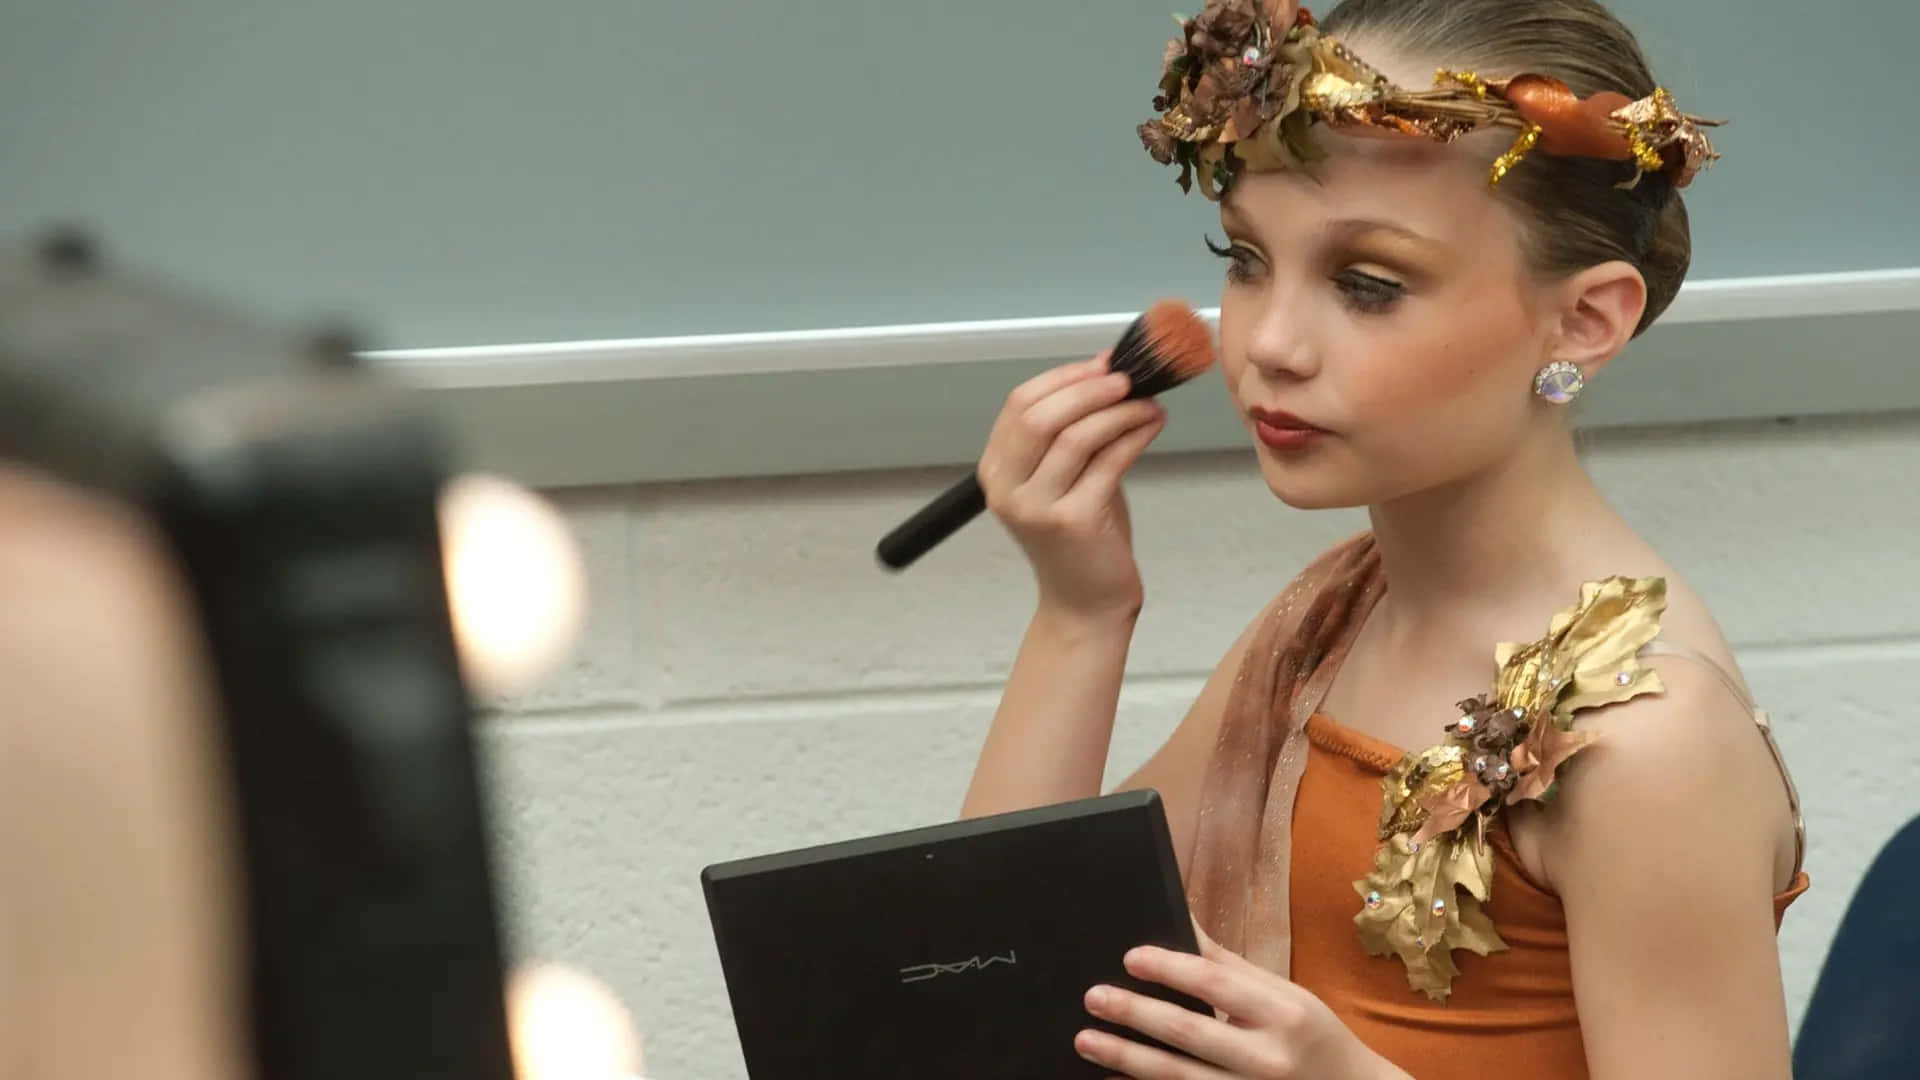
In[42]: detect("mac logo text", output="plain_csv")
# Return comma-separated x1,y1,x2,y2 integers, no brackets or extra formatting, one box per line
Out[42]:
899,951,1018,984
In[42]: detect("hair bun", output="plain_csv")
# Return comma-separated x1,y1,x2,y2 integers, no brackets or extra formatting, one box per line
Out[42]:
1635,191,1691,336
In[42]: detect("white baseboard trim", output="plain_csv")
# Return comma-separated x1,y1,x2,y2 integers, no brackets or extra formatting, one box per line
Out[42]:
364,268,1920,488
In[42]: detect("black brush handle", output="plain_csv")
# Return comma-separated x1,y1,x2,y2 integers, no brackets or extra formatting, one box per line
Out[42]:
875,470,988,570
877,307,1197,572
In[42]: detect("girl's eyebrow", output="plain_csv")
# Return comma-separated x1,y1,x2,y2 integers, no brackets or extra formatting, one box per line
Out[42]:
1322,217,1451,256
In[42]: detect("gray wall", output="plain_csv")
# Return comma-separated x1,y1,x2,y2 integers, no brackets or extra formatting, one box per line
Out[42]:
4,0,1915,348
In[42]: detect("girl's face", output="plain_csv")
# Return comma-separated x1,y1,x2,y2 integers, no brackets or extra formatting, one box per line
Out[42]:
1214,124,1566,509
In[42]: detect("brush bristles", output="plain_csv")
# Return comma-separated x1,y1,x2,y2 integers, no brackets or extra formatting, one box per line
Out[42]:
1111,300,1217,399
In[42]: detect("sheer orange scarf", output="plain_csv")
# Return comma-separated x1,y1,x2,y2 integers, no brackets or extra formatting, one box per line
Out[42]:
1186,532,1385,976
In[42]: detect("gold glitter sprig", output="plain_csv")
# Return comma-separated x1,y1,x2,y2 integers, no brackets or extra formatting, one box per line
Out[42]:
1488,124,1543,188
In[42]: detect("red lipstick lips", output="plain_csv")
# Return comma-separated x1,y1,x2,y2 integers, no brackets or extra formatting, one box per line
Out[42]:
1249,407,1328,451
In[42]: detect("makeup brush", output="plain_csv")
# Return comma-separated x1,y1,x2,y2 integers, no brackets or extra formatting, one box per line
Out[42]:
876,299,1217,571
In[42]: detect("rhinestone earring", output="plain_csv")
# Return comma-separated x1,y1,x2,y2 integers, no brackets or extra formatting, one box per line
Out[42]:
1533,360,1584,404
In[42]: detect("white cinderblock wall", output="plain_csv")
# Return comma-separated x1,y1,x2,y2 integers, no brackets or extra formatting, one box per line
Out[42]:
479,412,1920,1080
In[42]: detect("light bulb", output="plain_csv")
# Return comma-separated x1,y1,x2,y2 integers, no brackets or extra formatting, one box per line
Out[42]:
437,472,587,699
506,963,643,1080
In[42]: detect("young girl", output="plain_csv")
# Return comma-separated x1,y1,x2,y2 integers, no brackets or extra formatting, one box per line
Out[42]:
958,2,1806,1078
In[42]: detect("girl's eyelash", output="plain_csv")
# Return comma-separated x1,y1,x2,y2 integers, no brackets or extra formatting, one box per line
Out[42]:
1206,234,1407,310
1334,268,1405,312
1205,234,1260,283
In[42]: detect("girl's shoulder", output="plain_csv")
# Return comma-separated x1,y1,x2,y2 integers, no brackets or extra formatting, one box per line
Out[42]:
1354,569,1801,999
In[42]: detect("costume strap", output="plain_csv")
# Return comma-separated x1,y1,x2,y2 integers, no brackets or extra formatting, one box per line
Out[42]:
1638,639,1806,875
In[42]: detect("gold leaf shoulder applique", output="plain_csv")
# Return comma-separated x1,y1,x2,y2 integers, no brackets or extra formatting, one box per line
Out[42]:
1353,575,1668,1002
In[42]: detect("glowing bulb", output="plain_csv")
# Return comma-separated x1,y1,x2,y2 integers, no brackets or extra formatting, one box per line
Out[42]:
437,473,587,699
506,964,644,1080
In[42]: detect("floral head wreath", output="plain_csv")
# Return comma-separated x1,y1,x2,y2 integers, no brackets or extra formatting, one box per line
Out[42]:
1137,0,1722,200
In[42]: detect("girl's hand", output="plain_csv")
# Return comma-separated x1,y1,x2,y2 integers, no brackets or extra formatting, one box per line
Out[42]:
1075,921,1411,1080
978,352,1166,622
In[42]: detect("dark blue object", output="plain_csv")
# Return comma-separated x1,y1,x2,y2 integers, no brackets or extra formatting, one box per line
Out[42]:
1795,814,1920,1078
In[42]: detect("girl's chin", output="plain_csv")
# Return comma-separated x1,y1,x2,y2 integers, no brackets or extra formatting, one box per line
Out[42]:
1254,453,1373,510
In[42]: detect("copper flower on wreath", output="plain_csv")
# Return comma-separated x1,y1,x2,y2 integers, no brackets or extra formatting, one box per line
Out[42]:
1138,0,1319,196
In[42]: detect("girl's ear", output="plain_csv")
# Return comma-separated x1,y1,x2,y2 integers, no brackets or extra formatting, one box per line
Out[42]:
1547,260,1646,380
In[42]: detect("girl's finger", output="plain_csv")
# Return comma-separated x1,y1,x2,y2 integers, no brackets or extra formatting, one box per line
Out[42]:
986,369,1132,488
1004,352,1110,416
1084,985,1252,1073
1121,947,1275,1027
1073,1024,1234,1080
1053,410,1166,515
982,354,1109,473
1018,400,1164,503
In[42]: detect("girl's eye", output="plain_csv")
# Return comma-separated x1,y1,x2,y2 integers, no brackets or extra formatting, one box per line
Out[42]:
1334,268,1405,313
1205,234,1263,284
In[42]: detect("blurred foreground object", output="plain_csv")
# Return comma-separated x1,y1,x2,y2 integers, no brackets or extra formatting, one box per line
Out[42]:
508,964,646,1080
0,228,584,1079
0,462,249,1080
439,473,587,699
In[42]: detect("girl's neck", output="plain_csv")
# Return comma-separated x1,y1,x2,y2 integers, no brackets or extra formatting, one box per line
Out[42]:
1365,426,1635,641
